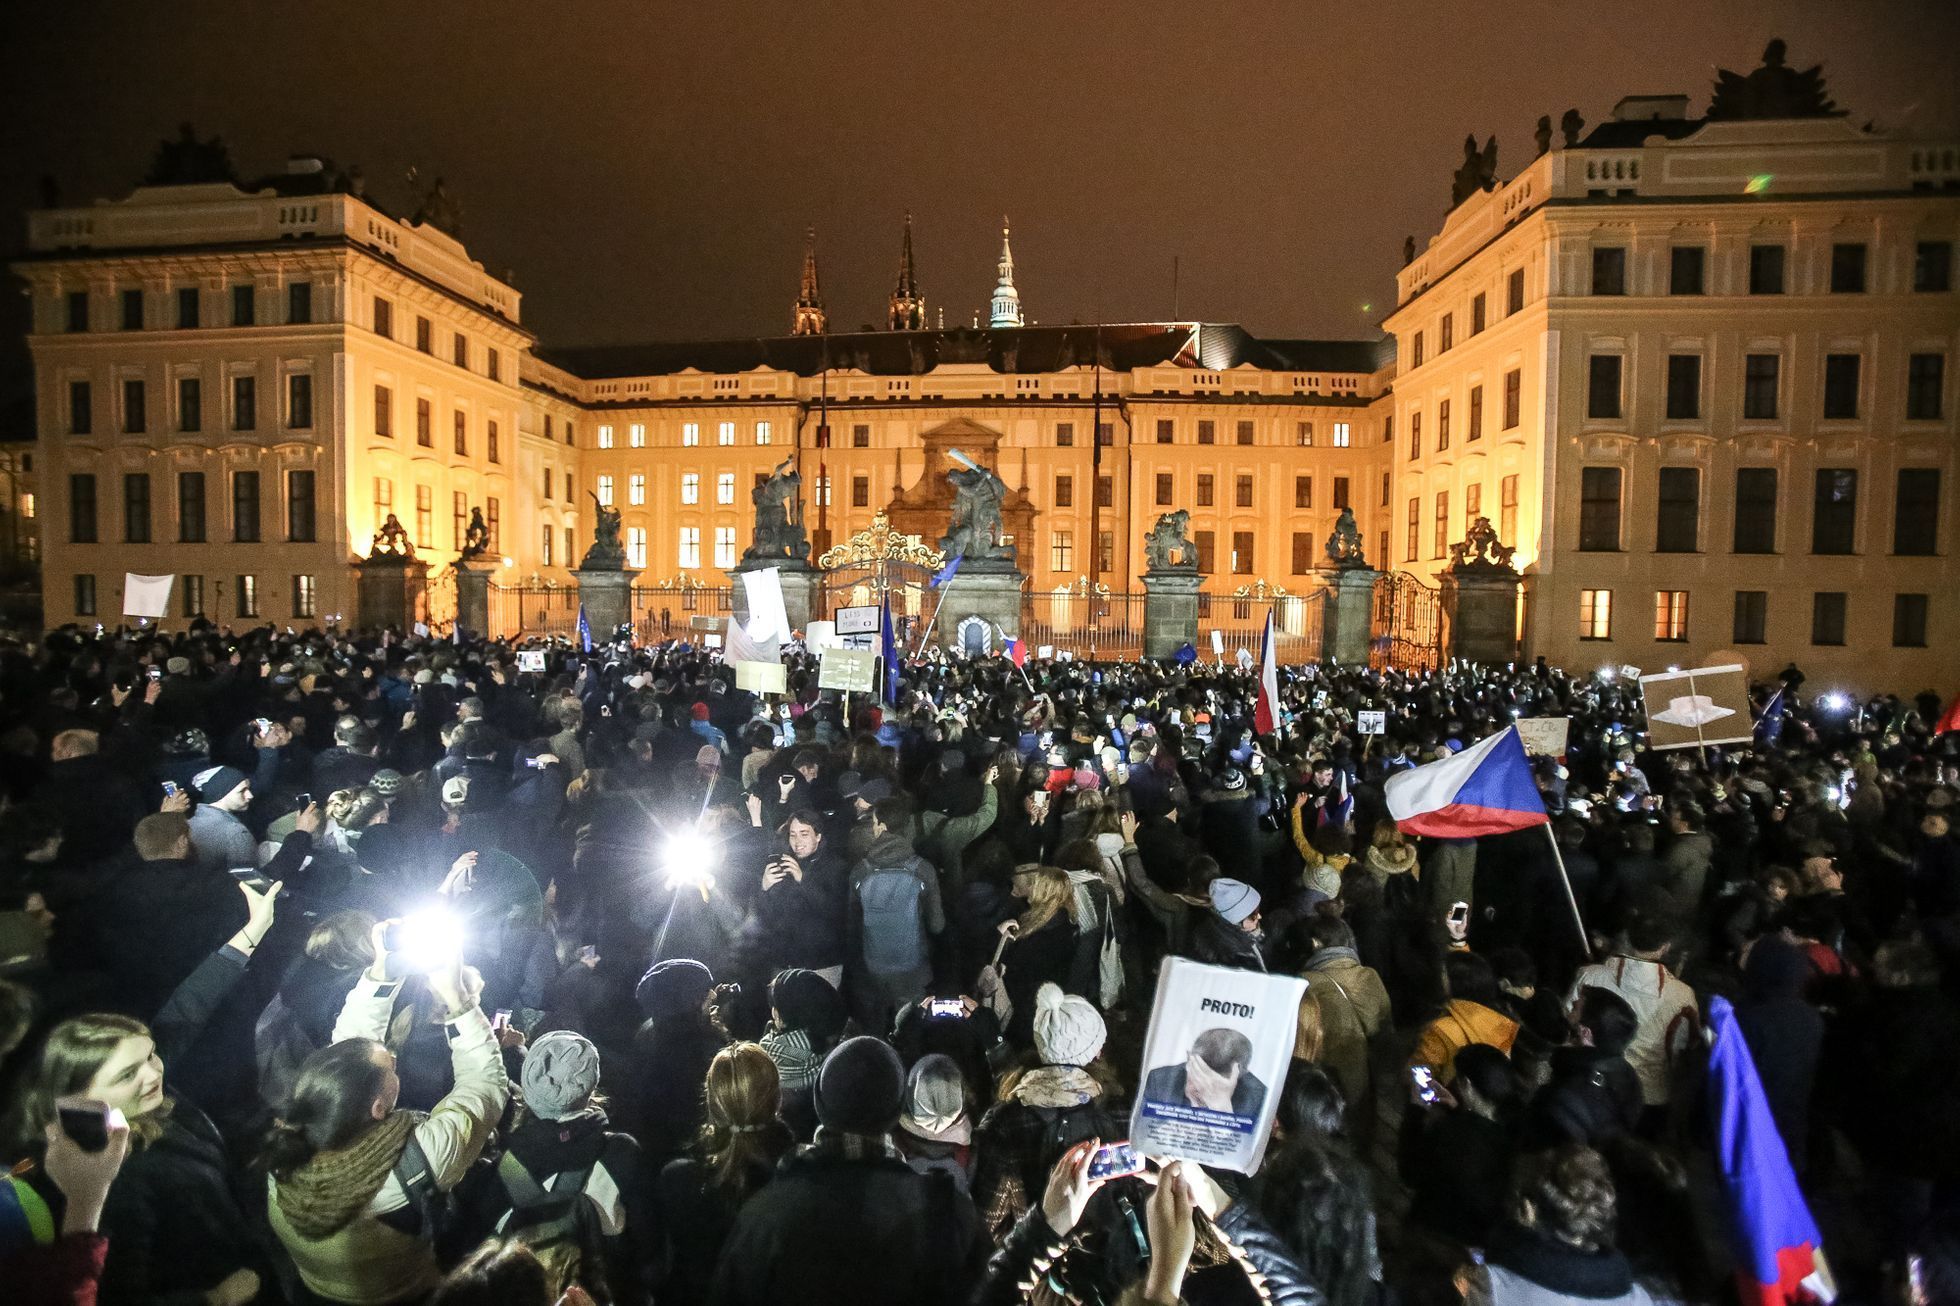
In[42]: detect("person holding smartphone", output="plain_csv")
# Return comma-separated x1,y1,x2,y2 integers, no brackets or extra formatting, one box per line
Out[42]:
751,810,851,986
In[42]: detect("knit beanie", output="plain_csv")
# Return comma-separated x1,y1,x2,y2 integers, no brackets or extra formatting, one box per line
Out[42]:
1209,877,1261,925
1031,983,1106,1067
636,958,714,1022
814,1035,906,1135
192,765,249,805
521,1031,601,1121
367,769,404,798
769,968,848,1044
898,1053,970,1145
691,702,712,720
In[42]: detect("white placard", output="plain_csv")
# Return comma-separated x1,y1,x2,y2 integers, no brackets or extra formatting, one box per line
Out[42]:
515,650,547,674
733,660,788,694
805,620,839,651
1130,958,1305,1175
740,567,793,643
817,647,879,692
123,573,175,620
1210,629,1225,656
835,605,882,635
1515,716,1571,757
1357,709,1387,735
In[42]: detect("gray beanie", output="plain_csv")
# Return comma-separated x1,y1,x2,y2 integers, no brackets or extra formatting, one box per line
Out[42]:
521,1030,601,1120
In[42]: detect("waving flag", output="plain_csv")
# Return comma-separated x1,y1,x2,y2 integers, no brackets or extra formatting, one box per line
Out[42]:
1384,726,1547,837
1755,686,1788,746
1002,635,1026,668
879,589,899,705
1253,611,1281,734
576,604,593,653
1936,691,1960,737
930,552,964,588
1318,767,1352,830
1707,996,1836,1306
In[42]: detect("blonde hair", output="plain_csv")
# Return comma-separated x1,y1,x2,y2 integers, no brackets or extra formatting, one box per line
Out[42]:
20,1013,170,1149
698,1042,782,1199
1293,988,1326,1062
1014,865,1080,935
305,910,379,971
1371,819,1407,852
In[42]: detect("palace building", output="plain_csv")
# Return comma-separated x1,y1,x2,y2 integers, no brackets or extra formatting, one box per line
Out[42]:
13,47,1959,688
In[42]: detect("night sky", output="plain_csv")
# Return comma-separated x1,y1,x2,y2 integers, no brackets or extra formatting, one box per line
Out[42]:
4,1,1956,351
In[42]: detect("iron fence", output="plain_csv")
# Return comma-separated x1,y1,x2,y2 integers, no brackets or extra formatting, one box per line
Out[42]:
632,583,735,642
489,583,582,640
1022,588,1146,660
1198,587,1325,665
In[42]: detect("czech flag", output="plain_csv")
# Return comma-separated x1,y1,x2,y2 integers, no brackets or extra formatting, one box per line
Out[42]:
1707,996,1836,1306
1002,636,1027,668
1253,611,1281,734
1384,726,1547,837
1936,691,1960,737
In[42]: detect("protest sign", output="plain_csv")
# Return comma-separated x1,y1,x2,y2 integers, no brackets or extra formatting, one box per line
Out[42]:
1514,716,1570,757
515,650,547,674
733,660,788,694
1638,664,1753,750
835,605,881,635
739,567,793,642
817,647,879,693
805,620,839,650
123,573,175,620
1130,958,1305,1175
1356,709,1387,735
1210,630,1225,657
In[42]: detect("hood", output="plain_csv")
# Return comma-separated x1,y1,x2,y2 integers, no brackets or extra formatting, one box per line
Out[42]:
1447,998,1521,1044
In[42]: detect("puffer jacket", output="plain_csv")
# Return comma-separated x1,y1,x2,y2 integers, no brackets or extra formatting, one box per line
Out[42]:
1407,998,1520,1082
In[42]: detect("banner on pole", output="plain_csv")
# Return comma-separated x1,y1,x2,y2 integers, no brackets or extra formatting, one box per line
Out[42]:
818,647,879,693
733,660,788,694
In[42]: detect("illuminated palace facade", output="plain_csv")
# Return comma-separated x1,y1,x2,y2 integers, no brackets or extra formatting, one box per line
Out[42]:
14,54,1960,689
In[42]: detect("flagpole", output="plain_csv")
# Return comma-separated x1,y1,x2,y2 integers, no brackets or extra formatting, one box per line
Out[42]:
913,578,957,659
1541,822,1591,956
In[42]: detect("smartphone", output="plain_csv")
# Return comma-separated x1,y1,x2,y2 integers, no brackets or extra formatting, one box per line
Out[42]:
254,718,273,734
147,666,162,681
1410,1065,1441,1106
492,1009,513,1032
228,867,276,891
161,780,181,798
56,1099,112,1152
293,792,312,810
1087,1140,1146,1181
928,997,967,1019
578,945,599,963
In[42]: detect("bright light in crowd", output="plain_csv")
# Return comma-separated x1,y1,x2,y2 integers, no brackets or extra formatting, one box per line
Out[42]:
1598,666,1617,682
1820,692,1849,712
662,826,718,889
389,907,463,973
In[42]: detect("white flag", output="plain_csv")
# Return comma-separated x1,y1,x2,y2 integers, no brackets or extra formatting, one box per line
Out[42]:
741,567,793,643
123,573,175,619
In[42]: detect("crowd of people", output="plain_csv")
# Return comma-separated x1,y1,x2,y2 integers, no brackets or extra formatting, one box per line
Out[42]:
0,621,1955,1306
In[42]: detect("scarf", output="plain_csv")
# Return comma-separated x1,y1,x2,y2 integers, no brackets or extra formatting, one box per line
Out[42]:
273,1111,419,1240
1305,946,1361,971
761,1027,821,1091
1009,1065,1102,1109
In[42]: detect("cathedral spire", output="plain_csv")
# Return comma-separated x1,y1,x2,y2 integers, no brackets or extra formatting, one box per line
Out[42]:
792,226,826,336
989,215,1023,329
888,211,925,331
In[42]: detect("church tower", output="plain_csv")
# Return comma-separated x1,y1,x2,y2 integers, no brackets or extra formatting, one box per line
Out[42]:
988,216,1023,329
791,226,826,336
888,211,926,331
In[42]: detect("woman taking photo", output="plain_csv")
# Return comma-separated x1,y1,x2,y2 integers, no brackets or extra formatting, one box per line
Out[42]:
994,865,1087,1048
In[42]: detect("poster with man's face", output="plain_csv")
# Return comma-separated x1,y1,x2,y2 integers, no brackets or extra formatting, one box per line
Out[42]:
1638,664,1754,750
1130,958,1304,1175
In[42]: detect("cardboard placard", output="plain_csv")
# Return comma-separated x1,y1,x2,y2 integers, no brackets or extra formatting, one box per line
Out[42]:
1514,716,1570,757
1356,709,1387,736
733,660,788,694
835,605,882,635
817,647,879,693
515,650,547,674
1210,630,1225,656
1638,665,1753,750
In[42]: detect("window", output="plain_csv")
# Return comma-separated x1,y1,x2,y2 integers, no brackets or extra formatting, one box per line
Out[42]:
122,378,146,433
618,526,644,570
1051,530,1074,572
452,409,467,456
451,332,468,368
485,499,500,550
1333,476,1350,510
74,575,96,616
1098,532,1115,572
1383,416,1393,447
717,472,735,505
563,473,574,503
373,296,392,338
122,473,150,543
373,476,393,526
814,476,831,506
1197,420,1215,445
287,471,316,542
1412,332,1424,368
1743,354,1780,420
1893,594,1929,648
1055,422,1074,447
374,385,392,437
487,419,499,464
1294,476,1312,509
1236,474,1253,508
1196,474,1214,507
231,284,255,327
1733,591,1768,644
1503,369,1521,429
1440,313,1455,351
1500,475,1518,544
176,287,200,329
1655,467,1700,553
414,316,432,353
681,472,699,505
292,575,316,619
178,472,206,542
1818,353,1862,420
1230,531,1254,575
1830,243,1867,293
287,282,311,325
288,373,313,429
1734,468,1778,553
847,423,869,449
1578,467,1622,551
1292,532,1315,573
596,424,614,449
1895,468,1940,555
120,289,143,330
1811,592,1847,646
1236,420,1254,446
1406,498,1420,561
563,421,573,447
1381,472,1392,507
628,473,645,506
1193,530,1215,573
756,421,772,445
1156,419,1174,444
850,474,869,508
231,375,256,430
236,574,258,619
717,421,735,447
1054,475,1073,508
1665,354,1701,420
541,526,552,568
69,474,97,543
1907,353,1945,419
1507,267,1525,315
1471,292,1487,334
1409,412,1421,460
714,527,736,568
1579,589,1612,640
1748,244,1786,294
230,471,261,542
416,398,432,447
1331,421,1350,447
1915,241,1953,293
68,378,91,435
1465,482,1482,527
1654,591,1689,642
181,575,204,618
1438,399,1451,451
1096,475,1112,508
1433,492,1449,558
595,474,614,507
414,484,432,548
1296,421,1313,447
1587,355,1623,420
1468,386,1483,441
1591,247,1627,295
452,492,468,550
1812,468,1858,554
1669,246,1706,295
682,422,699,447
1155,473,1173,506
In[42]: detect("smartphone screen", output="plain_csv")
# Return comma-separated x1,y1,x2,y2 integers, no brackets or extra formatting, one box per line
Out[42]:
161,780,180,797
1410,1066,1440,1106
1087,1140,1144,1181
928,998,966,1019
492,1009,513,1032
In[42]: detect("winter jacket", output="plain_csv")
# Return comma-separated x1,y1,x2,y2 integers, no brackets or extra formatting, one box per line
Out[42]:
751,843,851,973
186,804,257,873
1303,950,1392,1111
1567,956,1699,1107
1408,998,1520,1082
912,782,999,892
654,1138,788,1305
1525,1045,1643,1149
1189,912,1267,972
1478,1222,1661,1306
626,1017,728,1170
847,830,946,988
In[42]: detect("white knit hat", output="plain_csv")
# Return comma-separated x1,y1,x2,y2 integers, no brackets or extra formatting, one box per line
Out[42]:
1032,983,1106,1067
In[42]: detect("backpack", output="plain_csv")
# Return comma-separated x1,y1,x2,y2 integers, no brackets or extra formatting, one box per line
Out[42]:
389,1130,472,1263
495,1151,606,1301
859,865,928,975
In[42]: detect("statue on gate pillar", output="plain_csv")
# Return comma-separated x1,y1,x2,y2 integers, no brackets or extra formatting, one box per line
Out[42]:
581,495,627,570
1143,510,1199,573
1449,516,1517,573
1323,507,1368,570
745,457,811,563
939,456,1014,564
460,508,491,561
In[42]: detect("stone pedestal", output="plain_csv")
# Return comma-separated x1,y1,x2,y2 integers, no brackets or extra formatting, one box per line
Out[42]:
1320,566,1379,664
574,567,640,639
1442,567,1522,665
732,561,822,636
356,555,429,632
1141,570,1203,659
453,559,499,639
934,564,1024,654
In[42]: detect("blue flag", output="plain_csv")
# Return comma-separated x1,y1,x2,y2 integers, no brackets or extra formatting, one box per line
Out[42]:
576,604,593,653
930,552,964,588
879,590,899,705
1755,687,1786,746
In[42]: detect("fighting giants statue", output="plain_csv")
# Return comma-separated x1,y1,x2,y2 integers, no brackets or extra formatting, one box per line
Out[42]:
460,508,491,561
580,494,627,570
1143,510,1200,572
939,457,1014,564
1323,507,1368,569
744,457,811,563
368,513,415,560
1450,516,1517,572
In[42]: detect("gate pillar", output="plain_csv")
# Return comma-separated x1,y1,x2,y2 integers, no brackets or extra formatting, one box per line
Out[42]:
1322,567,1378,664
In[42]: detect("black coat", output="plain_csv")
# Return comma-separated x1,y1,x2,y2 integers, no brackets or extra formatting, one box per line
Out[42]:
1526,1045,1643,1149
97,1102,263,1306
627,1017,728,1168
750,843,851,973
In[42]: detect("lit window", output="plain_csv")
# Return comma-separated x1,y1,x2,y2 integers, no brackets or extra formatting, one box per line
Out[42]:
596,475,614,507
717,472,735,505
681,473,699,505
1332,421,1350,447
627,527,647,569
1580,589,1612,640
629,473,646,505
815,476,831,506
756,421,772,445
293,574,317,619
678,527,701,568
627,423,645,448
718,421,735,446
1654,590,1689,641
714,526,736,568
598,424,614,449
1051,530,1073,572
681,423,698,447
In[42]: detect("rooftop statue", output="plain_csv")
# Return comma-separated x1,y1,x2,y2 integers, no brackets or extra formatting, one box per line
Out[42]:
145,123,235,187
1450,135,1499,208
1709,40,1842,121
